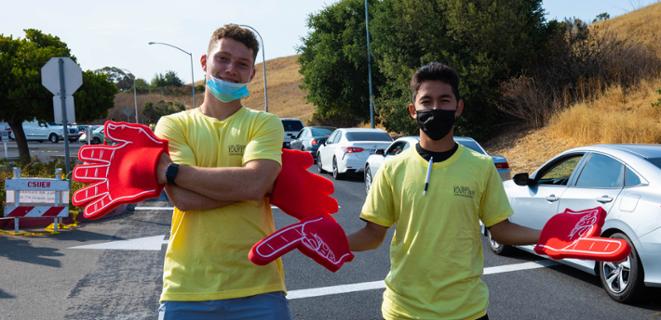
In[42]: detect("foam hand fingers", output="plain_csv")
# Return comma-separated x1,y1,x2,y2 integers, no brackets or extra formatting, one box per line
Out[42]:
72,181,108,206
105,121,167,148
534,207,630,261
298,215,354,272
271,149,339,219
78,144,116,164
73,163,109,183
249,223,305,266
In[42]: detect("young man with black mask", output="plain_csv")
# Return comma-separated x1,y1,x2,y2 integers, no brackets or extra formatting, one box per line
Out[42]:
348,62,540,320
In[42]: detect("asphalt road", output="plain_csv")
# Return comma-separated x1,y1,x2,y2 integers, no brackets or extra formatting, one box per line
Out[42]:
0,140,83,163
1,171,660,319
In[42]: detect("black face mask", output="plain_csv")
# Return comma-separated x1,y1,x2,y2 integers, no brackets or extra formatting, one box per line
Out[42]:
415,109,455,140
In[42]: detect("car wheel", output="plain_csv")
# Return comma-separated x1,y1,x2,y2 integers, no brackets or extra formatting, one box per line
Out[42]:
316,153,325,173
364,166,373,194
332,157,343,180
598,232,644,303
486,230,510,255
48,133,59,143
92,137,101,144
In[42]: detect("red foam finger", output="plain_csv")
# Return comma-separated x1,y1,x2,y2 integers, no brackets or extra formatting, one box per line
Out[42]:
72,181,108,206
250,223,305,265
534,207,631,262
78,145,117,163
72,164,109,183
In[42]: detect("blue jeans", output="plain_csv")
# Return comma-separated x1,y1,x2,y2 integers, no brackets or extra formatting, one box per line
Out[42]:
158,292,291,320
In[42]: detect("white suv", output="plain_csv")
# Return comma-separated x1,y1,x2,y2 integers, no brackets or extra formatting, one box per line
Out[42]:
8,120,77,143
281,118,304,149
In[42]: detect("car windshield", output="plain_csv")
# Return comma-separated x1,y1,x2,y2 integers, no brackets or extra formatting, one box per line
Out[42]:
311,128,333,137
345,132,392,142
457,140,485,155
647,157,661,170
282,120,303,132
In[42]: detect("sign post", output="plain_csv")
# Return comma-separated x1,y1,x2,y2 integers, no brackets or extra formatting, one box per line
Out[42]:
41,57,82,177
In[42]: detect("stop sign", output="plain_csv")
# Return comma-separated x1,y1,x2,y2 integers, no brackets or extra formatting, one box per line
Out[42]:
41,57,82,96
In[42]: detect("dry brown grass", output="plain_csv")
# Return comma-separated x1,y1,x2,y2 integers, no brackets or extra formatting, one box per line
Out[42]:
484,4,661,174
487,78,661,174
595,2,661,59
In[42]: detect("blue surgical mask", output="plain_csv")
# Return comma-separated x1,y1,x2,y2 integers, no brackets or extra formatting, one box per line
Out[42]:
206,75,250,102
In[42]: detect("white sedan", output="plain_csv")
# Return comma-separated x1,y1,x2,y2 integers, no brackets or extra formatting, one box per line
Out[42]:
316,128,393,180
363,136,512,194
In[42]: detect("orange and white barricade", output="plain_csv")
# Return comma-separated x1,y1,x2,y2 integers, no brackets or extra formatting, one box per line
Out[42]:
3,167,69,232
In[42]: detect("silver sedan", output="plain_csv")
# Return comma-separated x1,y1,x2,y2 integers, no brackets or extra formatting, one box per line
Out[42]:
491,144,661,303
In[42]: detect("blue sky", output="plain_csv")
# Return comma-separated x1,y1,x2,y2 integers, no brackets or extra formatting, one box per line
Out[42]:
1,0,657,82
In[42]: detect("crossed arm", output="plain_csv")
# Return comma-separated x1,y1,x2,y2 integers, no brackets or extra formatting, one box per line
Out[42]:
156,154,281,211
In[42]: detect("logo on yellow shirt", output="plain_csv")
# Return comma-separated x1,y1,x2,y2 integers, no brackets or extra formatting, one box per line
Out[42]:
228,144,246,156
453,185,475,198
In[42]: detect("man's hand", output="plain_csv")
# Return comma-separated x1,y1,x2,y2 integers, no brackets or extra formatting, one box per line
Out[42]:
249,215,354,272
534,207,630,261
72,121,168,219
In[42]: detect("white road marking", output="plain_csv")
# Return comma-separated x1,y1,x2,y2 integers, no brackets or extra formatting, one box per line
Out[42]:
287,260,557,300
133,205,340,211
68,235,168,251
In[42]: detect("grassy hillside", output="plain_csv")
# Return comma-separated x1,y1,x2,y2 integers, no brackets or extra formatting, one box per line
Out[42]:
485,3,661,174
596,2,661,59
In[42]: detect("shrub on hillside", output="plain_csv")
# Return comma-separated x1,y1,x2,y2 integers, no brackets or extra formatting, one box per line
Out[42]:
498,18,661,128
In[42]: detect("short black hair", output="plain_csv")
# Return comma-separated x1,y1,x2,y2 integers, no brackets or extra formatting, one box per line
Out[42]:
410,62,461,102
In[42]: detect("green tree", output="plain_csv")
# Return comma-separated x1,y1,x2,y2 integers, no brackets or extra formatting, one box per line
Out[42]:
151,70,183,88
0,29,117,162
370,0,549,137
298,0,385,127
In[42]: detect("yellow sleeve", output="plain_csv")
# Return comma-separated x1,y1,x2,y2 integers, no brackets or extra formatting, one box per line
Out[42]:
243,113,284,165
360,165,396,228
154,114,196,166
479,163,513,227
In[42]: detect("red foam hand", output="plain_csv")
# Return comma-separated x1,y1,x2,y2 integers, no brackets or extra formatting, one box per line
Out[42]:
72,121,168,220
249,215,354,272
270,149,338,219
534,207,630,261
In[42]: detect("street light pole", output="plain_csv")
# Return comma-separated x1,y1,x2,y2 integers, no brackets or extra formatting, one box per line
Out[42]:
148,41,196,108
120,68,139,123
364,0,375,128
239,24,268,112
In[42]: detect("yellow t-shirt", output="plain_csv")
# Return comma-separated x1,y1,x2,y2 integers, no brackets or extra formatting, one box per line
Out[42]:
361,145,512,320
155,107,286,302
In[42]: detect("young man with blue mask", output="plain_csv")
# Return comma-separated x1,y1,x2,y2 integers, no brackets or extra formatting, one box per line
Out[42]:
348,62,540,319
154,24,290,319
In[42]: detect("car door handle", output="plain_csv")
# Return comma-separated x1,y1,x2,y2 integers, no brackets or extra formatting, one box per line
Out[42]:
546,195,559,202
596,195,613,203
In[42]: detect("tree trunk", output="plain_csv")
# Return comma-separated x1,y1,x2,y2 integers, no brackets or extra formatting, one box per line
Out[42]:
8,119,30,163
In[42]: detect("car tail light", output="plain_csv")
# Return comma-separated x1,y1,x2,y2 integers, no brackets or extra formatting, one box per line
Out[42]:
343,147,364,153
311,138,318,145
495,162,510,169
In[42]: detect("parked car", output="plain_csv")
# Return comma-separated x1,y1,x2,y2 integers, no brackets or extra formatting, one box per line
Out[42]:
488,144,661,303
316,128,393,180
281,118,304,148
78,125,104,144
363,136,511,194
289,126,336,156
0,122,10,141
8,120,78,143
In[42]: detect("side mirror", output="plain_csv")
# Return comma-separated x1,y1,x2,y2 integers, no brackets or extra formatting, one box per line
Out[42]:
513,173,532,186
375,149,385,155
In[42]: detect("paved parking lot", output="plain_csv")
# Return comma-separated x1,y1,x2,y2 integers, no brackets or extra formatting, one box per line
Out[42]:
1,172,660,319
